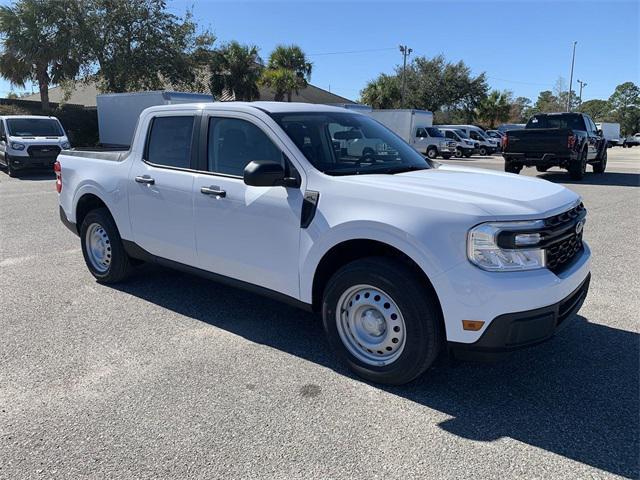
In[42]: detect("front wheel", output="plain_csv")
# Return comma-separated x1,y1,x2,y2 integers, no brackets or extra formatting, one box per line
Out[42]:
478,147,488,156
426,147,438,159
593,148,607,173
322,257,442,385
454,147,463,158
80,208,132,283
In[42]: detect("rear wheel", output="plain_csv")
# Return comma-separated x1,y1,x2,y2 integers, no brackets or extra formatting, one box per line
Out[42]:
322,257,442,385
426,147,438,159
593,147,607,174
80,208,132,283
568,149,587,180
505,163,522,174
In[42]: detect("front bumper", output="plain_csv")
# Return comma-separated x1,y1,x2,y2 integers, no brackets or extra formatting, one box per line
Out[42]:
7,154,58,171
432,241,591,345
449,273,590,360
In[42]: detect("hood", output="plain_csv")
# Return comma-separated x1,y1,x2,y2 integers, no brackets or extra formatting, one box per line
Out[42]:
338,164,579,218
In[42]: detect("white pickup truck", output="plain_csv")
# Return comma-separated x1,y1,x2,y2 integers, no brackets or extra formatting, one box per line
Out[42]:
57,102,591,385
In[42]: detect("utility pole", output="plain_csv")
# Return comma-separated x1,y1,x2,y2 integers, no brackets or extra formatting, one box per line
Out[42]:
577,79,587,104
399,44,413,108
567,41,577,112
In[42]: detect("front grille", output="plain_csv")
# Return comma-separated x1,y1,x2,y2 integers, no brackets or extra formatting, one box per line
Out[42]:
543,202,586,273
27,145,61,158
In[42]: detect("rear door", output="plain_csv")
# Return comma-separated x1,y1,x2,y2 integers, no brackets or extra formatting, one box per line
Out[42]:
192,111,304,298
584,115,600,160
128,111,200,266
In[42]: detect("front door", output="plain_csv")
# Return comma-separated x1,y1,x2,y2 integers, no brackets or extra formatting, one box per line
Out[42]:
192,113,304,299
128,113,199,266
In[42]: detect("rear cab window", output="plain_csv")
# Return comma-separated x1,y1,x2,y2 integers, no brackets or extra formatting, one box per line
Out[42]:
145,116,195,169
527,114,586,131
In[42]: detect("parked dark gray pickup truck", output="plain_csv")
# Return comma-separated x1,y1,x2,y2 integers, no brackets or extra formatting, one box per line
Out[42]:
502,112,607,180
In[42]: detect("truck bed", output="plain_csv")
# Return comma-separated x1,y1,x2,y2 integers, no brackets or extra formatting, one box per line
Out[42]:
64,148,131,162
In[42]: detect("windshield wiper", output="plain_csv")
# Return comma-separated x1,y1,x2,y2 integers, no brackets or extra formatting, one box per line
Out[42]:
380,165,429,174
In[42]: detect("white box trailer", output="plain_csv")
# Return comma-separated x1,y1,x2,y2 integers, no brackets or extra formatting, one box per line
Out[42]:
365,109,456,158
595,122,621,146
96,91,212,147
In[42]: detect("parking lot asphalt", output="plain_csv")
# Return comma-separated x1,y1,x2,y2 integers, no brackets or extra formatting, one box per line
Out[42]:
1,148,638,479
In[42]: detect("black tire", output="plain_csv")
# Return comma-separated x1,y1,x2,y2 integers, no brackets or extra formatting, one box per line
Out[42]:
593,147,607,174
505,163,522,174
478,146,488,156
426,147,438,159
80,207,132,283
322,257,443,385
568,149,587,180
535,166,549,172
441,154,452,160
5,155,17,177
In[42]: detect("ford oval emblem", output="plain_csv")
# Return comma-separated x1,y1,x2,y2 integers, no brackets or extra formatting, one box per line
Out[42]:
575,219,585,235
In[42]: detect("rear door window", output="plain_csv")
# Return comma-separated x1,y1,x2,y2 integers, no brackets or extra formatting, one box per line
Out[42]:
145,116,195,169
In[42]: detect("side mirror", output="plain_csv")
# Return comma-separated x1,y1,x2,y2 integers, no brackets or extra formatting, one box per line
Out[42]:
243,160,299,188
596,129,603,136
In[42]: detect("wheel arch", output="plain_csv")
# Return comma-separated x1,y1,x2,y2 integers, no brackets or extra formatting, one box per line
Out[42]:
309,238,444,323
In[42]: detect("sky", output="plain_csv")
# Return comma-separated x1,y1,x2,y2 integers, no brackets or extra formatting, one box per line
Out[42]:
1,0,638,104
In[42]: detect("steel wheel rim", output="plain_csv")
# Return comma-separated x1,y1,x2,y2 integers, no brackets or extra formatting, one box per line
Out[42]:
336,284,407,366
85,223,112,273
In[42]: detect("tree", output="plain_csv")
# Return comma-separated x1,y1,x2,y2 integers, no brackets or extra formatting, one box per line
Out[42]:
531,90,562,114
261,44,312,101
609,82,640,135
209,42,263,101
476,90,511,128
579,99,612,122
0,0,84,112
509,96,532,123
359,74,401,109
84,0,213,93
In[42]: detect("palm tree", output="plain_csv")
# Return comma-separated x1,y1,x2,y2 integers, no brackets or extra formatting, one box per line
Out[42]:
477,90,512,128
261,44,312,102
0,0,81,112
209,41,263,101
360,74,401,109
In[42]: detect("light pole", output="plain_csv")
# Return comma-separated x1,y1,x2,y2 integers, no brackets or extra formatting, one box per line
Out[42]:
577,79,587,104
567,41,577,112
399,44,413,108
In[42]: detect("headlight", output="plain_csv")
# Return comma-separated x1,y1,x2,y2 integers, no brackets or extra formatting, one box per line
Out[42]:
11,142,25,150
467,221,546,271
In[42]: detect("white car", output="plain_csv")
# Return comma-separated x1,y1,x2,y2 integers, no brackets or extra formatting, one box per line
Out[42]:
0,115,70,177
57,102,591,385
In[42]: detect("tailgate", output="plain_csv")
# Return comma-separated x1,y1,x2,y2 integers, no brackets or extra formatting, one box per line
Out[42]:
506,128,571,155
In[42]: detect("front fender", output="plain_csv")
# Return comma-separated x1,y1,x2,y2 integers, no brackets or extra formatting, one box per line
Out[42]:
298,220,456,304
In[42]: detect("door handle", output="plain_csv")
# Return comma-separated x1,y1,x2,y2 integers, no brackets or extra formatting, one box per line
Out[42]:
135,175,155,185
201,186,226,198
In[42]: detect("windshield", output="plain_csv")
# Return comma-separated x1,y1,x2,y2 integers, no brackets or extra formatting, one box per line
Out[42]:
455,129,470,139
527,114,586,130
270,112,432,176
6,118,63,137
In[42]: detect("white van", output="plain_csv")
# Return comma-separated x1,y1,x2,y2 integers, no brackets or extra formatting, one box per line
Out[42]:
0,115,70,177
437,124,498,156
439,128,478,157
367,110,457,159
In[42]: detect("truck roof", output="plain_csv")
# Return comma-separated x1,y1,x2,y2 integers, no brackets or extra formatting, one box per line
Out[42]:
0,115,60,120
141,101,359,115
